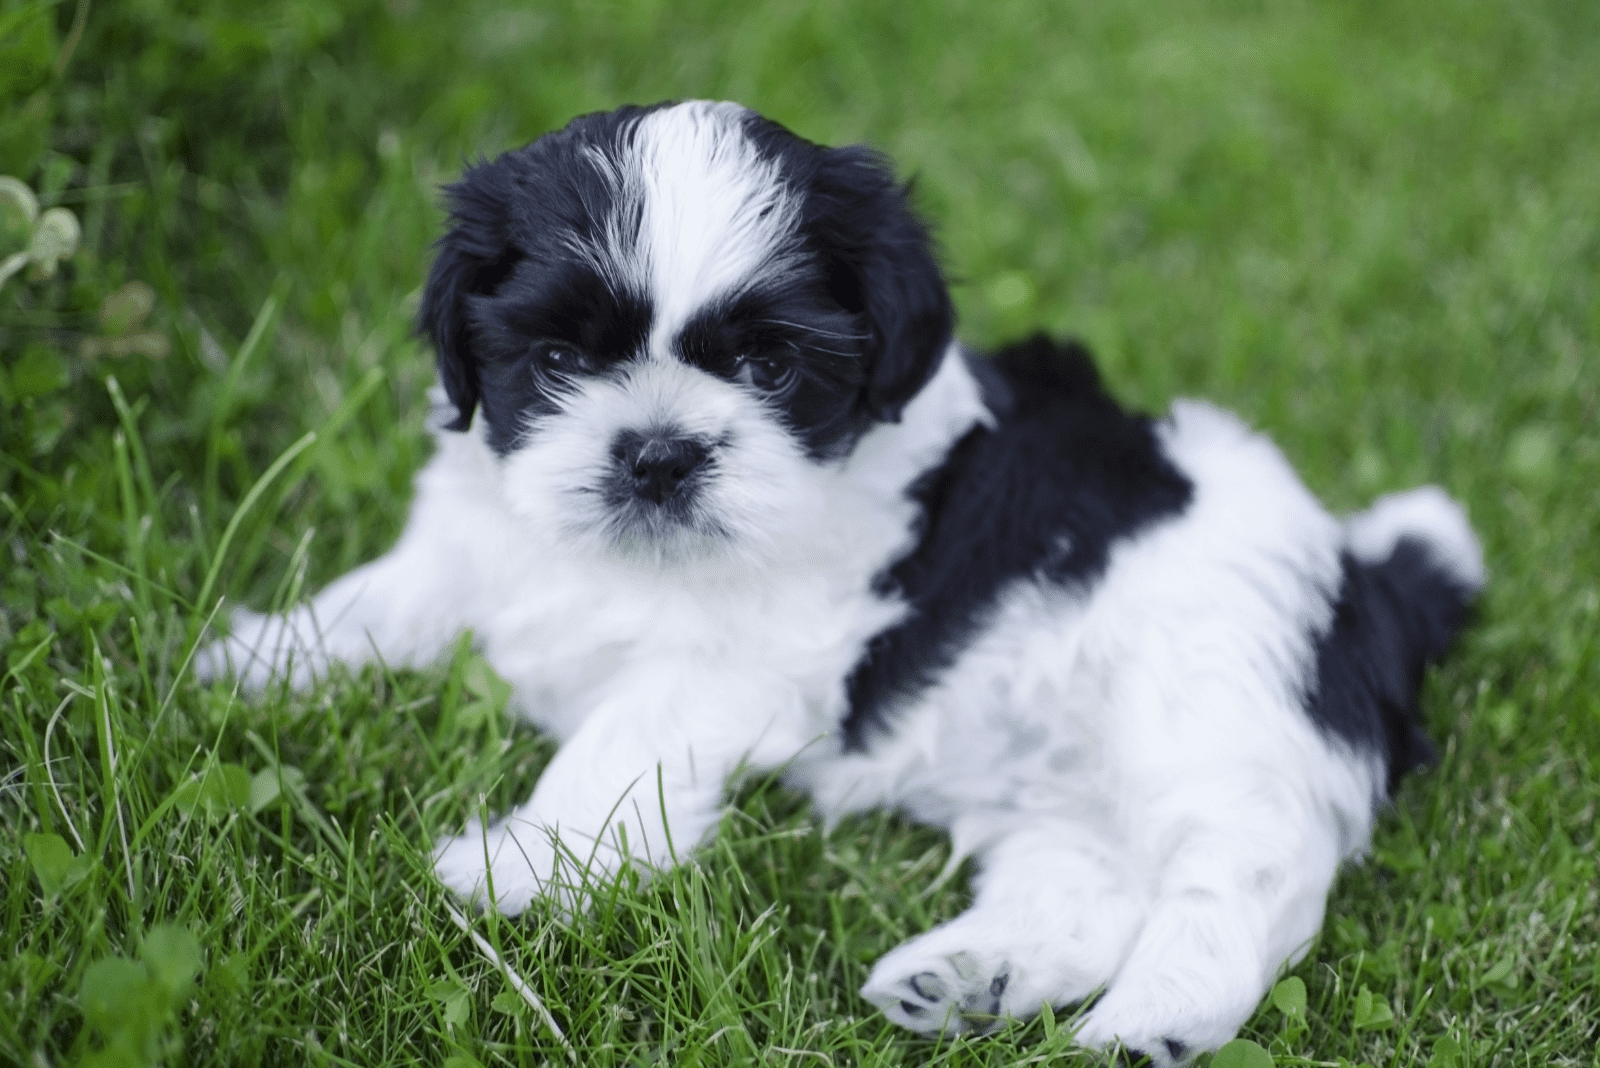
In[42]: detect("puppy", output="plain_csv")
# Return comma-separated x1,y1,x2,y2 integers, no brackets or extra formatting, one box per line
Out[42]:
198,101,1483,1063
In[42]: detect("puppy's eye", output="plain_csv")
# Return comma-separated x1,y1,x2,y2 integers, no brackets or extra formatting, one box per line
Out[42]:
531,342,594,375
734,354,795,393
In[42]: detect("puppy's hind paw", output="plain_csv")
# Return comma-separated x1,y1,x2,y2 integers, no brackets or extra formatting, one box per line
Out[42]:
1074,989,1226,1067
1105,1037,1192,1068
433,818,556,917
861,947,1013,1036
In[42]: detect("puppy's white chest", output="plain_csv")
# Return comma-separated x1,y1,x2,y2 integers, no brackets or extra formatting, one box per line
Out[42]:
476,550,897,744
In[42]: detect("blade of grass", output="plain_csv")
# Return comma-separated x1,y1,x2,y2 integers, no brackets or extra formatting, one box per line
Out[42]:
192,429,317,634
444,902,576,1062
202,276,291,528
228,363,387,596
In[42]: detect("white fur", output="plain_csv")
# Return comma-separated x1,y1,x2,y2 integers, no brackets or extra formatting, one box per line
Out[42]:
197,102,1482,1066
580,100,802,358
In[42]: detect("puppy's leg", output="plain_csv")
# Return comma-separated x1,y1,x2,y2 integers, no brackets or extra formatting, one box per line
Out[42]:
861,822,1147,1035
434,669,804,914
195,444,509,692
196,560,426,692
1071,786,1348,1066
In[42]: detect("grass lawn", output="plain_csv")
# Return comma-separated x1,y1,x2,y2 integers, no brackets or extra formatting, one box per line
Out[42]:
3,0,1597,1064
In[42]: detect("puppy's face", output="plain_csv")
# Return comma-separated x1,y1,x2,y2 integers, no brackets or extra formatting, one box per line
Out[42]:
419,102,952,561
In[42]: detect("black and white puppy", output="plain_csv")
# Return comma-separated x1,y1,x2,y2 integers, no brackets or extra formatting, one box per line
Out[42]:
199,101,1483,1063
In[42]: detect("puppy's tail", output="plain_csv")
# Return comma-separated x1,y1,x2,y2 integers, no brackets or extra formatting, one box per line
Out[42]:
1323,486,1484,792
1346,485,1486,627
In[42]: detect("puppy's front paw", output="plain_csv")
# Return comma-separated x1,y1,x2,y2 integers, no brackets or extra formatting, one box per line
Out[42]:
193,608,321,693
433,818,562,916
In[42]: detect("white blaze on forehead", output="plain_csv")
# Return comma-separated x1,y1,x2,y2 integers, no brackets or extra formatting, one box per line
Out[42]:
620,101,802,356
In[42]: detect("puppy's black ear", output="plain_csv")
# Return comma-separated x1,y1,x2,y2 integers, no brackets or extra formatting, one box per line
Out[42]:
809,146,954,422
417,163,523,432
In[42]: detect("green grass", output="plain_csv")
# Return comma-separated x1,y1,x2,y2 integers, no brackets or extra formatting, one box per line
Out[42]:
3,0,1598,1065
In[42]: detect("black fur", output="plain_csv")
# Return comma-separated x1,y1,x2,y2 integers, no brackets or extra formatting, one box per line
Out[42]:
1305,539,1476,792
841,336,1193,748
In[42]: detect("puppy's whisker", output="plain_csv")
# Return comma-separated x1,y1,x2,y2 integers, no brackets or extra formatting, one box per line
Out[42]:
750,317,870,341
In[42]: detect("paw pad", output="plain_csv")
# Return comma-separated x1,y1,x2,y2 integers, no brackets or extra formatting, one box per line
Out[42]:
861,951,1014,1035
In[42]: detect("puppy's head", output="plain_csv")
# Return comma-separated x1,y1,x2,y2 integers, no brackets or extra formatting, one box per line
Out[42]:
418,101,952,560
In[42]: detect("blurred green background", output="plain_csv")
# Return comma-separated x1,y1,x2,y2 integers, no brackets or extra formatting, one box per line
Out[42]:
3,1,1597,1065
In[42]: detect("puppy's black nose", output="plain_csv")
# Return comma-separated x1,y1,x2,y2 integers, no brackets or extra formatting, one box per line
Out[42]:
615,432,709,504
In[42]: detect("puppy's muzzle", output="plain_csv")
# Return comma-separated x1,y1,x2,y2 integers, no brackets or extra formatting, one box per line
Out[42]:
613,429,710,504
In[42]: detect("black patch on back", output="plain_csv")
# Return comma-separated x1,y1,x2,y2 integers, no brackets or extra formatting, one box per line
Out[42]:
1305,539,1476,793
841,335,1193,748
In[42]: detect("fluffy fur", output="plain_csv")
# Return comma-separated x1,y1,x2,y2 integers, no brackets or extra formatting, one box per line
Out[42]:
197,101,1484,1063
